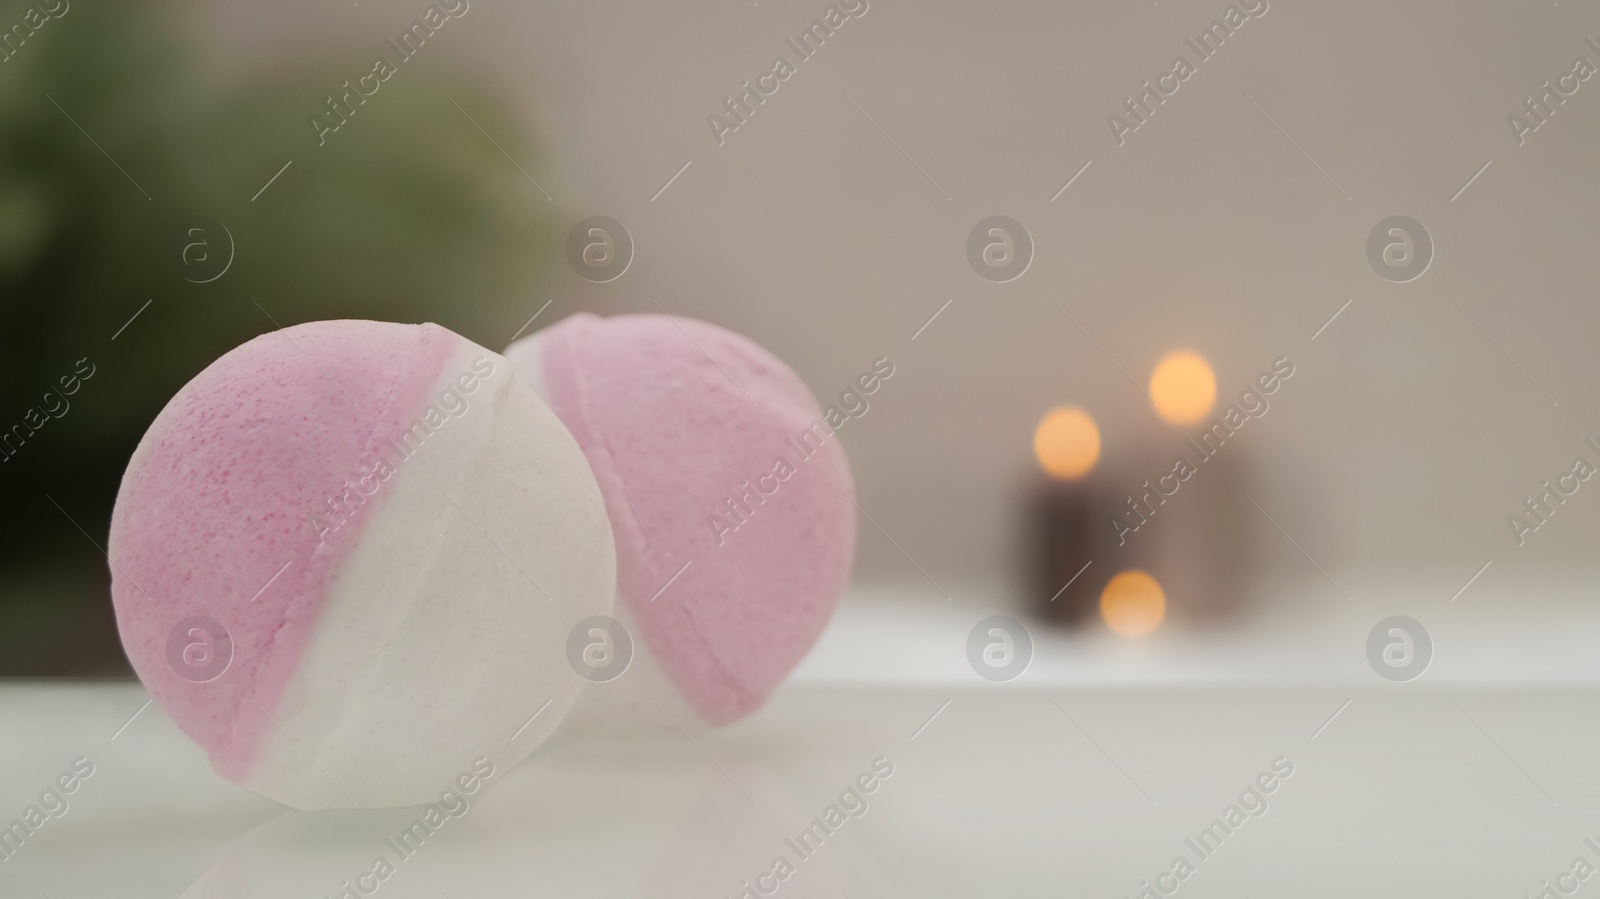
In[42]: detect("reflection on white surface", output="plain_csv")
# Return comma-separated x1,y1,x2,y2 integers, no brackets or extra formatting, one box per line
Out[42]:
8,591,1600,897
6,679,1600,897
181,738,846,899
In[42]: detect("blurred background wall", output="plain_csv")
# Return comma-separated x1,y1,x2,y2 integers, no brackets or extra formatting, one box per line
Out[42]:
5,0,1598,673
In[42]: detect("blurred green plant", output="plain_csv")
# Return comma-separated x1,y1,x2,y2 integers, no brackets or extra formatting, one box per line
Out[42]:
0,3,558,674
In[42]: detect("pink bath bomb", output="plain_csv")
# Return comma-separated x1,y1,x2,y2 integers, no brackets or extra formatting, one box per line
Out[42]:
505,313,856,728
108,320,615,809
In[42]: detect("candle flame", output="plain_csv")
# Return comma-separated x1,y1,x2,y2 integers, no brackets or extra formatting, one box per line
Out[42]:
1100,570,1166,637
1034,406,1100,480
1150,350,1216,426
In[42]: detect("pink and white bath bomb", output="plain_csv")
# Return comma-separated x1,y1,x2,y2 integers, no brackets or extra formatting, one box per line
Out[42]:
504,313,856,730
108,320,615,810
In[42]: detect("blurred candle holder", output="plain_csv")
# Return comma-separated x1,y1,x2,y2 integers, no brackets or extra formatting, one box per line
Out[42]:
1028,446,1255,630
1026,352,1256,633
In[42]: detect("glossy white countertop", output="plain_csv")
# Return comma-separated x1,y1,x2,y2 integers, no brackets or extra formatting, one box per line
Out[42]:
5,582,1600,898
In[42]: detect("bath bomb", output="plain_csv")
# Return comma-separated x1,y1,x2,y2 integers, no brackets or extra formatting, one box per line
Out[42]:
505,313,855,730
109,320,615,810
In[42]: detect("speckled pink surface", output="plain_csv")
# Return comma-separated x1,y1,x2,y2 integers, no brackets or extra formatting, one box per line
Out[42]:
536,313,855,724
107,320,454,782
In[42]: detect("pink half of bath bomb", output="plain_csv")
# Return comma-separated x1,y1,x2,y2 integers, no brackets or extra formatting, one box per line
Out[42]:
107,320,455,782
533,313,856,724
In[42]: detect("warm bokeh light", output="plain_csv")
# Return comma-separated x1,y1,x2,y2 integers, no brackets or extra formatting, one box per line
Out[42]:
1100,570,1166,637
1149,350,1216,425
1033,406,1101,480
